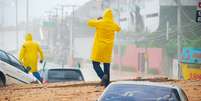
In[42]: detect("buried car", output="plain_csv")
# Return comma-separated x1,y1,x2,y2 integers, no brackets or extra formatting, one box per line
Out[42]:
98,81,188,101
40,66,84,83
0,50,40,87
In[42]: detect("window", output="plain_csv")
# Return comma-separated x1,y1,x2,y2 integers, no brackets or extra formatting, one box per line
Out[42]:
0,50,9,62
47,69,84,83
7,54,26,72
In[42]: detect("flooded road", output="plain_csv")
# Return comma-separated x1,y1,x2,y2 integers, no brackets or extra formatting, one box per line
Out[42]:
0,80,201,101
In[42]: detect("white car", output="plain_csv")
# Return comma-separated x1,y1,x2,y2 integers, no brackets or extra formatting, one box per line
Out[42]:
98,81,188,101
39,65,84,83
0,50,41,87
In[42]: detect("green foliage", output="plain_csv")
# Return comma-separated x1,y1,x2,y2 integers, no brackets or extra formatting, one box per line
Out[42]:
165,39,177,58
136,31,201,58
148,68,158,75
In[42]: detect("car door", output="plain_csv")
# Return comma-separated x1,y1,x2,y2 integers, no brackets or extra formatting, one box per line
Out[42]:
6,53,35,84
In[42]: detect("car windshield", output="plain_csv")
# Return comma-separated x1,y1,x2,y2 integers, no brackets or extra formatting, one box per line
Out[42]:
100,84,181,101
8,54,21,65
0,50,9,62
7,53,26,72
47,69,83,82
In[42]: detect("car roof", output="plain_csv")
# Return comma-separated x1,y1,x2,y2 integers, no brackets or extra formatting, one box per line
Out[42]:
0,49,8,55
110,81,180,89
0,49,6,52
42,63,80,70
46,67,80,70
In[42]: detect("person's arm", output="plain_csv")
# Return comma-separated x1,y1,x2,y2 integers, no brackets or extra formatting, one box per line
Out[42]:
19,45,25,64
87,19,99,28
115,23,121,32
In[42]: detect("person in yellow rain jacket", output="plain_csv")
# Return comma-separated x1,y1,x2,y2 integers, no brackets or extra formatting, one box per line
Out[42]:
88,8,121,87
19,33,44,81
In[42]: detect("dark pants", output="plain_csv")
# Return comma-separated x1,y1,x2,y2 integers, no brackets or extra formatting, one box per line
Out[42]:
33,72,42,82
92,61,110,87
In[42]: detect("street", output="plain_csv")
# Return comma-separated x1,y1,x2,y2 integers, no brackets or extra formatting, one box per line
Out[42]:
0,0,201,101
0,80,201,101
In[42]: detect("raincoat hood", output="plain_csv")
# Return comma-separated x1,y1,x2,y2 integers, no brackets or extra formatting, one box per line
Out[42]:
103,8,113,21
25,33,33,41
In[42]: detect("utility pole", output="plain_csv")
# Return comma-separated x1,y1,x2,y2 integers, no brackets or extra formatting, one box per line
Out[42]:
0,3,5,49
16,0,18,51
176,0,182,80
70,6,75,63
26,0,29,32
117,0,122,72
60,5,78,65
166,21,169,41
60,5,65,65
61,6,64,25
54,7,59,36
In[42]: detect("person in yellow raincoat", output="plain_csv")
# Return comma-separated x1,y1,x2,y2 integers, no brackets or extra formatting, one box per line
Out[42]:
88,8,121,87
19,33,44,81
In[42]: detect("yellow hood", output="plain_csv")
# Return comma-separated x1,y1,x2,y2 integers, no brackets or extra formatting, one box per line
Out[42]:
103,8,113,21
25,33,33,41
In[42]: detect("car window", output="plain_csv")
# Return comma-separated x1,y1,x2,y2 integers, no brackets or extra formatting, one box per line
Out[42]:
47,69,84,82
100,84,181,101
7,54,26,72
0,50,9,62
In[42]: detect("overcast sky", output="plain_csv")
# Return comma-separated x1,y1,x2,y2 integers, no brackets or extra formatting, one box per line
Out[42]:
3,0,91,26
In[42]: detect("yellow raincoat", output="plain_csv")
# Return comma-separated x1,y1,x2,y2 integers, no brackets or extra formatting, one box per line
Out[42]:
19,33,44,73
88,8,121,63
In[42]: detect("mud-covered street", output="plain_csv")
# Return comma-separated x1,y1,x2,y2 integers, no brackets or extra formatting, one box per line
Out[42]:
0,82,104,101
0,80,201,101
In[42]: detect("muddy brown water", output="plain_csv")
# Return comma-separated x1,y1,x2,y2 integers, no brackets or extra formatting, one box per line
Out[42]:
0,80,200,101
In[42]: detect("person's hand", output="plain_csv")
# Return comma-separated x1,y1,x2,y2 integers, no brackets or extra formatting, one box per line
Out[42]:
40,60,43,64
26,66,31,73
97,17,102,20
